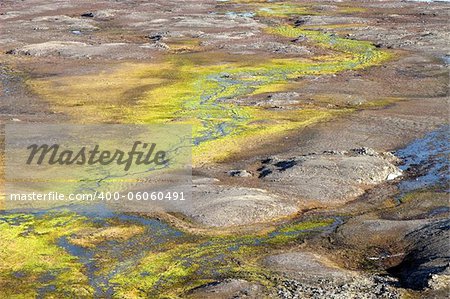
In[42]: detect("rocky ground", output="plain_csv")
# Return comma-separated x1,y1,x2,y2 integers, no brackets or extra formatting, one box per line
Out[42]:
0,0,449,298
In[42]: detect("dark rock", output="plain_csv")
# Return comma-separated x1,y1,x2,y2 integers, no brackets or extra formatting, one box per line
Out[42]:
81,12,94,18
146,34,163,41
388,219,450,290
261,158,272,164
350,147,378,156
294,18,307,27
274,159,297,171
227,169,252,177
258,167,273,178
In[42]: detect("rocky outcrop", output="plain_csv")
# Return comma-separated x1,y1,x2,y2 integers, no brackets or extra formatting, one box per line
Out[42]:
184,184,297,227
264,251,401,299
276,275,400,299
258,148,402,206
188,279,265,298
388,219,450,290
263,251,353,282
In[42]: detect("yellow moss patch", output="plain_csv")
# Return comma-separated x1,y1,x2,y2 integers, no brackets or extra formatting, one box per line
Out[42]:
68,225,145,248
29,25,391,165
192,108,349,164
29,63,169,123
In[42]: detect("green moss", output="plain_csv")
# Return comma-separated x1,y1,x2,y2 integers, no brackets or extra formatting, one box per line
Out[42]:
267,25,391,67
0,212,94,298
68,225,145,248
29,21,391,165
398,190,444,204
0,209,337,298
109,217,337,298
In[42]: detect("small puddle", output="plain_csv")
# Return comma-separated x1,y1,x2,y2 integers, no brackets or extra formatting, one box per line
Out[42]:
225,11,255,18
395,125,449,192
442,55,450,65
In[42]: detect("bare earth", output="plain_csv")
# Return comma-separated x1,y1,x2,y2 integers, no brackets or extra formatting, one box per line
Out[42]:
0,0,449,298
